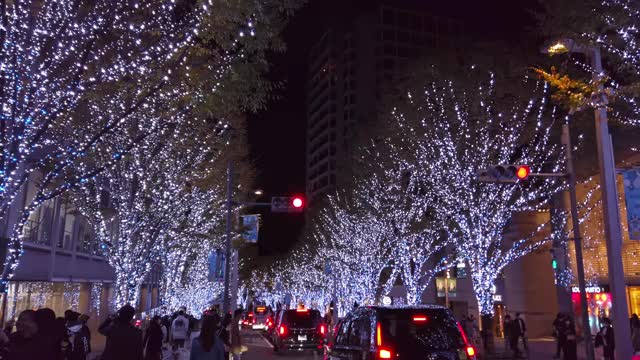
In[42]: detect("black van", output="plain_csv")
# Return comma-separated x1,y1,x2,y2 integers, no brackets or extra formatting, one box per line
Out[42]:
328,305,477,360
272,308,326,355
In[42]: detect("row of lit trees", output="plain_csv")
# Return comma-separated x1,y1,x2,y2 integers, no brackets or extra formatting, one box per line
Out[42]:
1,0,300,311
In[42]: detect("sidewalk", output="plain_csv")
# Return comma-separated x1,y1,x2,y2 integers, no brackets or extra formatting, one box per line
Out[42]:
89,332,199,360
482,337,590,359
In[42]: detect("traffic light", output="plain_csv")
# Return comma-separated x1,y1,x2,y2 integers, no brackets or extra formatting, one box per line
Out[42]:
271,196,305,213
477,165,531,183
550,249,558,270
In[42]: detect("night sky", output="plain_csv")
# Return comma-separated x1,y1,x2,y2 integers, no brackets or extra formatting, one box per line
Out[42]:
246,0,539,258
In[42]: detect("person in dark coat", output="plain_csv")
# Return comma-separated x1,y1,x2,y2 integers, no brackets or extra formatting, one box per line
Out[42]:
561,316,578,360
67,311,90,360
144,316,164,360
6,310,49,360
98,304,143,360
599,317,615,360
552,313,566,360
217,313,232,360
503,315,512,351
35,307,64,359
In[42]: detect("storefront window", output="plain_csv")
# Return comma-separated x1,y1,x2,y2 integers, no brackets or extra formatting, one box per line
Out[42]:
628,286,640,316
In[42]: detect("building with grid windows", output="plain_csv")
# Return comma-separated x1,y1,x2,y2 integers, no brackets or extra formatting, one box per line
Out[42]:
305,2,463,202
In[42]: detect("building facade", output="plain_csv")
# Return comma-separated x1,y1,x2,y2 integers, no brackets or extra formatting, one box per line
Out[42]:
305,3,463,202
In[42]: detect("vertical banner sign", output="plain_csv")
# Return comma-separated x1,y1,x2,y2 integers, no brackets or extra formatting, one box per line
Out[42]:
241,214,260,243
623,169,640,240
208,251,216,281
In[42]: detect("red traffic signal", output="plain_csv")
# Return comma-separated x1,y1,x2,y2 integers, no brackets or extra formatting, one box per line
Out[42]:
271,197,305,213
516,165,530,180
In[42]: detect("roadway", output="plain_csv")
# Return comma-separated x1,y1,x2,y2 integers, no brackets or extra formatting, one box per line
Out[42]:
241,329,324,360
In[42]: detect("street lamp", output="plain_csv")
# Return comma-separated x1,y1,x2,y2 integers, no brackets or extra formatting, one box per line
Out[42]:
543,39,633,360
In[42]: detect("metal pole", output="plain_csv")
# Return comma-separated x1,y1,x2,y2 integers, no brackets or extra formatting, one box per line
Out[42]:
223,161,233,315
562,123,595,360
590,47,633,360
444,270,449,309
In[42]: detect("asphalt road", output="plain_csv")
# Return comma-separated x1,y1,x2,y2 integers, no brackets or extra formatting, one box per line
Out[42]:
242,329,324,360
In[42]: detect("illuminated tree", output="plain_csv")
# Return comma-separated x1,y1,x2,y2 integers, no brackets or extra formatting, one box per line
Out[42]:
0,0,299,285
385,69,565,316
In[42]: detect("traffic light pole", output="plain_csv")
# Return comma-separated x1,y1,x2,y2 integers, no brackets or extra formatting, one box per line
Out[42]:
561,124,595,360
221,162,302,315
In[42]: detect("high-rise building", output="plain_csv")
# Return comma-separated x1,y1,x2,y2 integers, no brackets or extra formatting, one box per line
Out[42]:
305,3,462,202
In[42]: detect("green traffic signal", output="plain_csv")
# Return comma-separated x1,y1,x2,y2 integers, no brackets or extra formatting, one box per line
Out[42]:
552,259,558,270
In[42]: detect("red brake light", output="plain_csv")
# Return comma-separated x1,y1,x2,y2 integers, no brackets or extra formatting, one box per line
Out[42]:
320,324,326,335
466,346,476,357
296,308,308,312
376,322,382,346
378,349,392,359
412,315,428,322
279,325,286,336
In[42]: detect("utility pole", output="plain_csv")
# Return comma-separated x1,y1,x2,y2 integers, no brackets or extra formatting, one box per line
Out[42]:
590,47,633,360
223,161,233,315
562,124,595,360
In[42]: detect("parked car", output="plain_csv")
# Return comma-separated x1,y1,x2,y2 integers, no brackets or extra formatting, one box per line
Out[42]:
241,312,256,328
272,308,325,355
327,305,477,360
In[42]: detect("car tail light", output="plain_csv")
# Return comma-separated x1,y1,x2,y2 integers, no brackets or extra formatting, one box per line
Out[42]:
412,315,428,322
135,320,141,328
279,325,287,336
376,323,382,346
466,346,476,357
296,308,308,312
319,324,326,336
378,349,392,359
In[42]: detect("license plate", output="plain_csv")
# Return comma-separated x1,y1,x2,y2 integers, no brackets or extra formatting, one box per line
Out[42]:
298,335,307,341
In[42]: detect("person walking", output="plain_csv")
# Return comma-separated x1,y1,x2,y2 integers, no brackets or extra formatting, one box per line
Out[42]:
6,310,49,359
552,313,566,360
514,313,528,352
508,316,521,359
79,314,92,354
67,311,90,360
98,304,143,360
171,310,190,350
231,309,245,360
561,315,578,360
35,307,64,359
144,316,164,360
217,314,232,360
599,317,615,360
503,314,512,352
189,315,225,360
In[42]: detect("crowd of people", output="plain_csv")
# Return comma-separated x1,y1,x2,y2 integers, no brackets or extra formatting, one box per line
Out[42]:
0,307,91,359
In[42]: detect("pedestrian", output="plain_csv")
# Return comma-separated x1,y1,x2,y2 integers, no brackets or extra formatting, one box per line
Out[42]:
56,316,70,356
67,311,90,360
508,316,521,358
231,309,246,360
190,314,225,360
468,314,479,345
5,309,48,359
171,310,190,350
514,313,528,352
561,315,578,360
503,314,512,352
552,313,565,359
598,317,615,360
143,316,164,360
98,304,143,360
35,307,64,359
217,314,232,360
79,314,92,354
631,313,640,353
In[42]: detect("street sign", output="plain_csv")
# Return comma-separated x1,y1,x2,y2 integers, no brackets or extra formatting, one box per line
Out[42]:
241,214,260,243
623,169,640,240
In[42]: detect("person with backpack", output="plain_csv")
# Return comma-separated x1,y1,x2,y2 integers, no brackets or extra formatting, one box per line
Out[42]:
171,310,189,350
66,312,90,360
